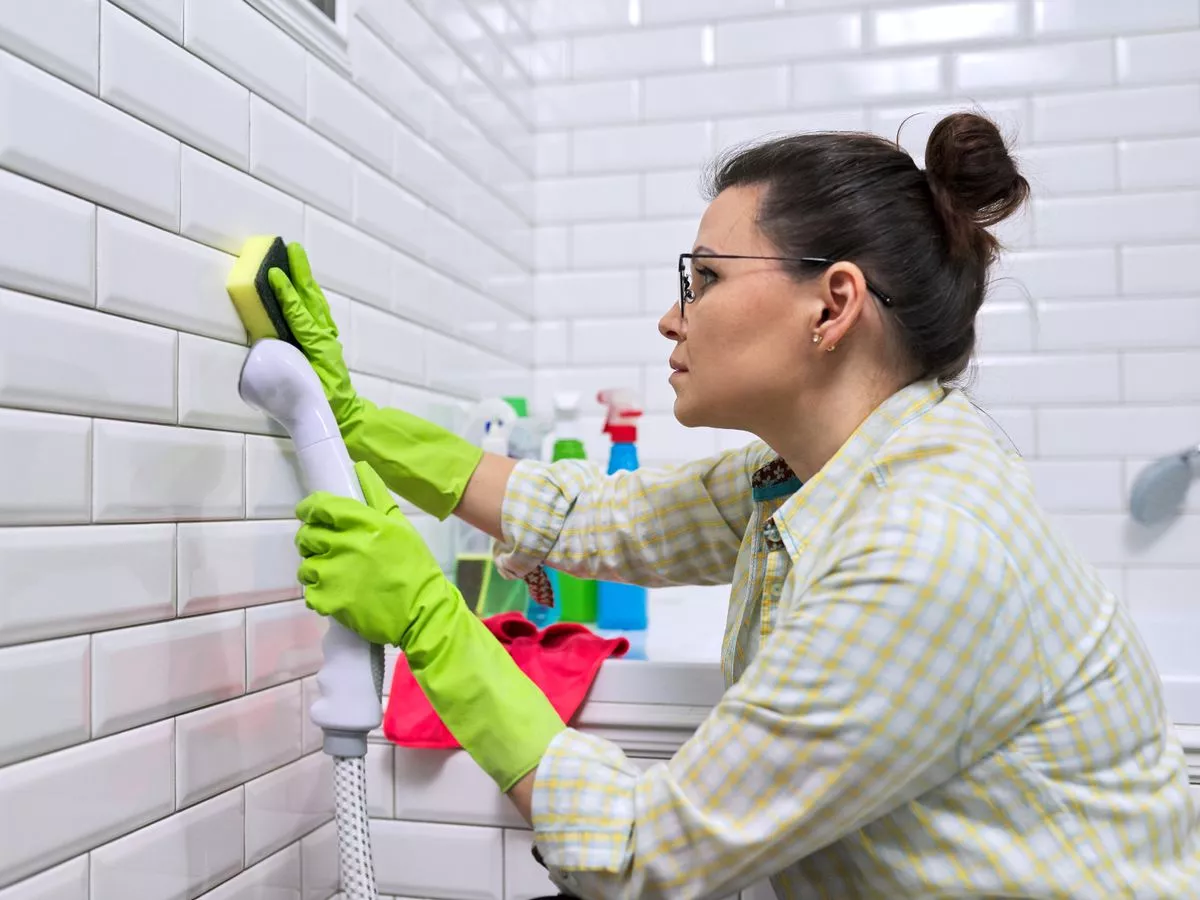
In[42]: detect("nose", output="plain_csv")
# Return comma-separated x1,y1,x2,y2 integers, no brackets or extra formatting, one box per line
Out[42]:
659,301,683,341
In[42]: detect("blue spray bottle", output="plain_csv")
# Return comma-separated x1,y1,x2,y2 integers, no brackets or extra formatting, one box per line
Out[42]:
595,389,648,657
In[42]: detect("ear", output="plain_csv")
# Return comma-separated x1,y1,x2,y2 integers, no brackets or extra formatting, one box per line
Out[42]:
814,261,870,348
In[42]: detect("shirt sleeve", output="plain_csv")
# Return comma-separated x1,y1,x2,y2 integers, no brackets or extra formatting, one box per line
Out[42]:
529,492,1043,900
493,440,772,589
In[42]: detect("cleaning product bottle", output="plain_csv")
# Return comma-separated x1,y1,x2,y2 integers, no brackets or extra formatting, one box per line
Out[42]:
544,391,598,625
594,389,648,657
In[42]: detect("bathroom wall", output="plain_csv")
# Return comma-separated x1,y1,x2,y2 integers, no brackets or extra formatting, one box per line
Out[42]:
0,1,535,897
527,0,1200,717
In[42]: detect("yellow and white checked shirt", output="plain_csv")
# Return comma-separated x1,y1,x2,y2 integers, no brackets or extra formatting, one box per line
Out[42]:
494,379,1200,899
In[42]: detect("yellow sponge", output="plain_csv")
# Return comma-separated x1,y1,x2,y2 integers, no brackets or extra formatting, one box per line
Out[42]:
226,235,298,346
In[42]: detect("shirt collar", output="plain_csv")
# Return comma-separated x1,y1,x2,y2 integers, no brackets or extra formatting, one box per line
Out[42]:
749,379,947,555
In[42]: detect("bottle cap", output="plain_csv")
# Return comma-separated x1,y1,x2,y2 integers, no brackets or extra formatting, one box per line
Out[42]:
597,388,642,443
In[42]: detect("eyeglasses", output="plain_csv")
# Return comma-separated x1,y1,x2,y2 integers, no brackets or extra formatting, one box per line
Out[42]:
677,252,895,319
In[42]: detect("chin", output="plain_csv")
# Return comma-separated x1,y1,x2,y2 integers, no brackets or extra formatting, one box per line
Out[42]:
671,394,710,429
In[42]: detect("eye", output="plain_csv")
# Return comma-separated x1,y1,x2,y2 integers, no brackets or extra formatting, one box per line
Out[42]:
693,264,718,296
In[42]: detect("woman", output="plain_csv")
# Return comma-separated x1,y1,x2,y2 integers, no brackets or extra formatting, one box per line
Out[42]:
274,112,1199,898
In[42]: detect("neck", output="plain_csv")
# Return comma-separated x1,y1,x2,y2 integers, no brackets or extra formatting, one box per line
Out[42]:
756,372,905,484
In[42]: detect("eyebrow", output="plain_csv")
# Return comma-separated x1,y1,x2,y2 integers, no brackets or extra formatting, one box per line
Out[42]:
691,244,718,255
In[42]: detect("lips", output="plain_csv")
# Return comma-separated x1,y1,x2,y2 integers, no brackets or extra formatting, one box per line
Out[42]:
669,358,688,373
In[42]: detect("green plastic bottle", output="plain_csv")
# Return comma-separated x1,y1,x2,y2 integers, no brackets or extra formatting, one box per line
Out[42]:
548,391,597,624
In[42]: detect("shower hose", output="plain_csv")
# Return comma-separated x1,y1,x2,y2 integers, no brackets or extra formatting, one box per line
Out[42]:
238,338,386,899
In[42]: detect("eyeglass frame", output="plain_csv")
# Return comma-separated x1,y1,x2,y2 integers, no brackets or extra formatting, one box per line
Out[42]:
677,252,895,320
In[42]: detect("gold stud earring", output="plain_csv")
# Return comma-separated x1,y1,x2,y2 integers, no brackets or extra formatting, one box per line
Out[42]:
811,332,822,345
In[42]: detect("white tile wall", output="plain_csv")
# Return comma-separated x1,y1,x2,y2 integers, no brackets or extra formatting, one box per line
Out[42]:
3,1,1199,897
0,0,533,895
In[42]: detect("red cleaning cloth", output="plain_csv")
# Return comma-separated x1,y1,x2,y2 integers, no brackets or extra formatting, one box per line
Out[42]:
383,612,630,749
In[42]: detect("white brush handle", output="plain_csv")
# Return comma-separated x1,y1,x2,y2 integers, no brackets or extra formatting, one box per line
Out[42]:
238,339,382,757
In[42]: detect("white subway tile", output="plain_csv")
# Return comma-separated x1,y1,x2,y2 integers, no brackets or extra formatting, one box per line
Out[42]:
349,17,431,136
0,168,95,307
971,354,1120,405
528,0,628,32
307,57,392,173
1034,0,1199,36
353,163,426,260
642,0,776,23
90,788,244,900
976,406,1035,457
202,844,301,900
0,49,179,229
536,174,641,223
371,820,504,900
96,209,244,341
392,747,525,827
993,247,1116,299
792,56,942,107
299,823,339,900
1026,459,1123,512
1123,350,1200,403
1053,513,1200,567
176,682,302,808
976,301,1033,353
0,0,98,92
245,600,326,693
715,12,860,65
1118,31,1200,86
300,676,322,754
573,218,695,268
178,519,300,617
570,317,665,365
1127,568,1200,617
534,130,569,177
643,362,678,413
0,855,88,900
1121,245,1200,295
572,120,714,174
534,320,568,366
640,413,718,463
93,420,244,521
0,288,176,422
537,270,643,319
571,25,706,78
1020,143,1117,195
715,108,868,149
367,742,395,818
1036,298,1200,351
1033,84,1200,142
504,830,558,899
303,207,393,311
955,39,1113,93
0,409,90,526
0,721,174,889
110,0,183,43
91,610,245,737
644,66,789,120
534,225,569,270
1037,405,1200,457
184,0,306,117
1118,137,1200,191
424,330,487,398
101,3,248,167
347,302,428,384
873,2,1020,48
245,434,304,519
532,366,641,417
178,332,279,433
244,752,334,866
534,79,639,128
643,169,706,219
180,147,305,256
1035,193,1200,246
251,96,354,218
0,524,175,646
0,636,89,767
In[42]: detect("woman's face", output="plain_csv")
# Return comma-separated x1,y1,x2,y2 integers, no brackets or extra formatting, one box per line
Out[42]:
659,184,826,432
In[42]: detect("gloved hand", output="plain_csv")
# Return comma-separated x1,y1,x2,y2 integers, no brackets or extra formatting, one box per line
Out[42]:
268,243,484,520
297,461,565,792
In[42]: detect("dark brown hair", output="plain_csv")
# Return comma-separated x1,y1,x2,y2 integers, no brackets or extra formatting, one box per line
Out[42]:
706,111,1030,384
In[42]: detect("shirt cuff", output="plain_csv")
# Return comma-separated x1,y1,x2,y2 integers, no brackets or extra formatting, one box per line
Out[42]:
531,728,639,873
493,458,591,580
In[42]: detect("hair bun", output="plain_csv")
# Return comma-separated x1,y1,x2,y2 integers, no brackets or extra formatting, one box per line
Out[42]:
924,111,1030,259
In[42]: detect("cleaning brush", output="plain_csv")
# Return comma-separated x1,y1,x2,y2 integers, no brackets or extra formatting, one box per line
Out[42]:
225,235,300,348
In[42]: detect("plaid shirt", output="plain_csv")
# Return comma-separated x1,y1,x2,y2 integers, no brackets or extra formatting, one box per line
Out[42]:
494,379,1200,899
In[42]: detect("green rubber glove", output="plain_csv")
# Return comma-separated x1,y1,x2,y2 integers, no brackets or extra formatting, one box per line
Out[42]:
296,461,565,792
268,243,483,520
